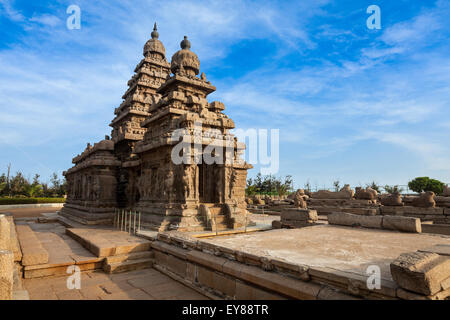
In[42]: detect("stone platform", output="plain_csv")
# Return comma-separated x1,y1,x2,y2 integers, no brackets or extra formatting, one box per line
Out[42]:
201,225,449,282
148,225,450,299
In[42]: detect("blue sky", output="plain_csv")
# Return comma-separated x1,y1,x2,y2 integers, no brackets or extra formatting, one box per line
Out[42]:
0,0,449,188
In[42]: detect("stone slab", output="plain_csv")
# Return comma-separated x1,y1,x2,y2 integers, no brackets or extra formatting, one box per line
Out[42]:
328,212,383,229
382,216,422,233
421,224,450,236
281,209,318,221
66,228,151,257
16,224,49,266
390,251,450,295
419,244,450,257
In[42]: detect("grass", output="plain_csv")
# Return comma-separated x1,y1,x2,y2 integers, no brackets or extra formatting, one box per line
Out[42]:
0,197,66,205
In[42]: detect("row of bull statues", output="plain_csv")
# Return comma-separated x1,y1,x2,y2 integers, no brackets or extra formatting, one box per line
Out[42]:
247,184,450,209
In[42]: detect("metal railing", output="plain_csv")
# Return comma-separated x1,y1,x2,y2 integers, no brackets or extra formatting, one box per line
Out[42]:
113,209,141,235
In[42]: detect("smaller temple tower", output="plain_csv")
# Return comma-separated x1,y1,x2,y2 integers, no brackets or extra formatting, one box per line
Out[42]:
132,36,252,231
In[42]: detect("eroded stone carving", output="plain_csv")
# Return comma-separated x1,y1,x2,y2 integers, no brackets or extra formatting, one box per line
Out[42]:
311,185,355,199
355,187,378,200
381,193,404,206
411,191,436,208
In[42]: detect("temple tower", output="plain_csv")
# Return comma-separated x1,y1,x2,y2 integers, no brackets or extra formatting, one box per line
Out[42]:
62,32,252,231
110,23,170,160
132,36,252,231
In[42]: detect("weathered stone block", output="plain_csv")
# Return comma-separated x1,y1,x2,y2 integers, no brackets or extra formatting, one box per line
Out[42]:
396,288,427,300
197,266,215,288
212,272,236,297
186,262,197,283
403,206,444,215
281,208,318,221
166,254,187,278
382,216,422,233
235,280,286,300
343,208,378,216
390,251,450,295
380,206,403,215
187,249,227,272
317,286,360,300
239,264,321,300
0,215,11,251
282,220,316,228
0,250,14,300
271,220,282,229
328,212,382,229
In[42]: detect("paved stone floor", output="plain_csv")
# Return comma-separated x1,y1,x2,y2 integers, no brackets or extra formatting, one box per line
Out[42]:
0,207,60,218
23,268,209,300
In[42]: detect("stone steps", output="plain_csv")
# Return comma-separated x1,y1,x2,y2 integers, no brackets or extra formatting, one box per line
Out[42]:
15,224,49,266
104,251,154,264
59,210,112,226
57,214,87,229
104,257,154,274
66,228,152,257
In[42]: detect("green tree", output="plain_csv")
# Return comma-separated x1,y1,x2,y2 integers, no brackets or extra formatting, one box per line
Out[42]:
304,180,311,193
333,180,340,192
0,182,6,194
384,185,404,194
9,172,28,196
366,181,381,193
408,177,445,194
22,184,43,197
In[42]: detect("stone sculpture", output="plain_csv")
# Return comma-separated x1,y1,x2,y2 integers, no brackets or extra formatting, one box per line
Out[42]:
311,185,355,199
411,191,436,208
380,193,404,206
355,187,378,200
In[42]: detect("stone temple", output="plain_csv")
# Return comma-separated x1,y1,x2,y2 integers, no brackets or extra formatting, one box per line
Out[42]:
61,24,252,231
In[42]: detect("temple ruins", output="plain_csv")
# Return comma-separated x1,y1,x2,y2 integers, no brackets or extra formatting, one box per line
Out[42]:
60,24,251,232
1,25,449,302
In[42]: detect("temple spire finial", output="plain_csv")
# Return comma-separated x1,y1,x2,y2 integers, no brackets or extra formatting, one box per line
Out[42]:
151,22,159,39
180,35,191,50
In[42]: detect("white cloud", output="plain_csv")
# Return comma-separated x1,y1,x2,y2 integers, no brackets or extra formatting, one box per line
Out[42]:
0,0,25,22
0,0,449,183
29,14,61,27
